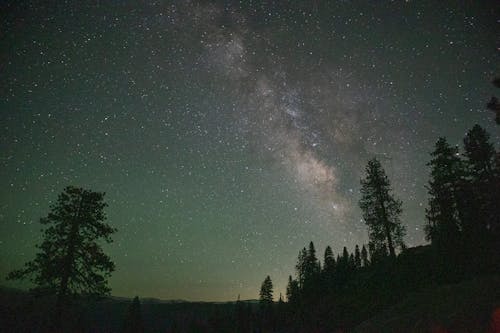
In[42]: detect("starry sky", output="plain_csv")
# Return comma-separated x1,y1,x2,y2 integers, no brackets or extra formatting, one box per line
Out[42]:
1,1,499,302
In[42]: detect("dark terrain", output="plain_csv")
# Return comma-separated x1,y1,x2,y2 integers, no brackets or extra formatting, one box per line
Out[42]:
2,274,499,332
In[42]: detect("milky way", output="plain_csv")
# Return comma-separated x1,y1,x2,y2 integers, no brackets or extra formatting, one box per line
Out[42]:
1,1,498,301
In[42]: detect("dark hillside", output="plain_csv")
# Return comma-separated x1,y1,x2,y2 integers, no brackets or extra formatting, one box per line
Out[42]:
354,275,500,333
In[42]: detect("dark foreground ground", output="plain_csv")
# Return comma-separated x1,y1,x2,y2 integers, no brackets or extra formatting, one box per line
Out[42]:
1,275,499,332
353,275,500,333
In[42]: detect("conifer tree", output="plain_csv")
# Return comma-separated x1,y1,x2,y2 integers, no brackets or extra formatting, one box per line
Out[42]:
464,125,495,179
295,247,307,288
354,245,361,269
462,125,499,243
259,275,273,306
359,158,406,257
361,245,369,267
322,246,335,292
341,247,349,267
323,246,335,272
7,186,116,326
305,242,319,282
286,275,299,304
300,242,320,294
349,253,355,270
332,247,351,285
425,137,464,249
259,276,274,331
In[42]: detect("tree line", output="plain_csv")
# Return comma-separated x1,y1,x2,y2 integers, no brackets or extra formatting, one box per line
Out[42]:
4,121,498,332
256,123,499,332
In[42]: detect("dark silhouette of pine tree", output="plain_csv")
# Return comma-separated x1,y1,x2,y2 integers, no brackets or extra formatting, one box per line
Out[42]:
361,245,369,267
331,246,351,286
295,247,308,288
7,186,116,329
285,274,301,330
122,296,144,333
303,241,320,291
321,246,335,295
463,126,496,229
354,245,361,269
425,137,464,250
259,275,274,331
259,275,273,306
359,158,406,258
286,275,299,304
349,253,355,270
323,246,335,272
462,125,499,255
341,247,349,266
464,125,495,179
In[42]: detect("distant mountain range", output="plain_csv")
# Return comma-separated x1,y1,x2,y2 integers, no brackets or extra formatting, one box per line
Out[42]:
0,285,259,305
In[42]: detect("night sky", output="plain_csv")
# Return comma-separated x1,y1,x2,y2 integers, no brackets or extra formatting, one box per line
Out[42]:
1,1,499,302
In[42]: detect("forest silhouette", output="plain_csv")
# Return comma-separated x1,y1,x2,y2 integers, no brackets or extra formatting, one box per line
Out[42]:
2,123,499,332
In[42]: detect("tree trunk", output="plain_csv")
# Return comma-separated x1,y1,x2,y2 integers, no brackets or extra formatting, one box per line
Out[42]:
377,191,396,258
54,195,84,331
383,212,396,258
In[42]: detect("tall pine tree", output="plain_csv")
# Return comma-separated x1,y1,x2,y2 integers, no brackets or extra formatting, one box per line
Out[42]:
359,158,406,258
259,275,274,306
323,246,335,273
286,275,300,304
295,247,308,289
354,245,361,269
304,242,319,287
7,186,116,327
425,137,464,250
462,125,499,246
361,245,369,267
